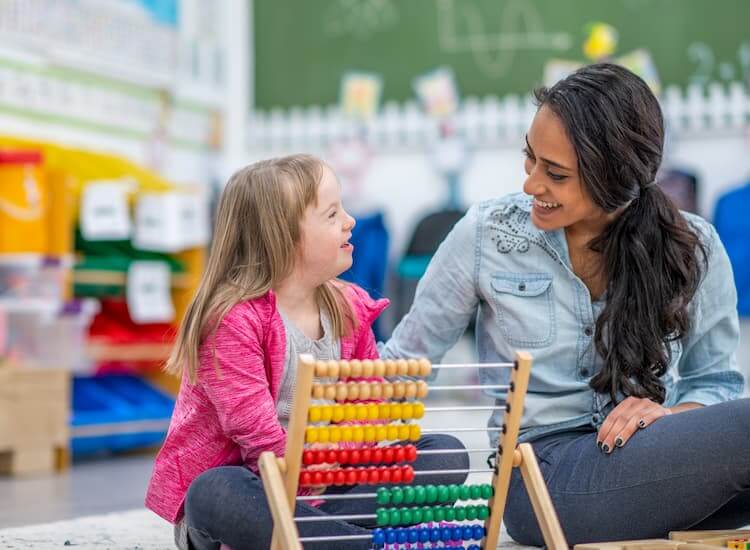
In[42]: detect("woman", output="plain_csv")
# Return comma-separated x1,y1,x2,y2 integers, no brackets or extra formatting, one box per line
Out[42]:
381,63,748,545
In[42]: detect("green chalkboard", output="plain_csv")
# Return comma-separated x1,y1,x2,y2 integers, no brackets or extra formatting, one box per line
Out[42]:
253,0,750,110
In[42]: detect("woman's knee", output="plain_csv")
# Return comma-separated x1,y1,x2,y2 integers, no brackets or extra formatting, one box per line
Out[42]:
423,433,470,483
184,467,261,530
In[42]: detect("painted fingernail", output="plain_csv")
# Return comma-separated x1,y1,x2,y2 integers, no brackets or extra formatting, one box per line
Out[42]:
638,419,646,428
597,440,603,449
615,437,624,447
602,444,610,453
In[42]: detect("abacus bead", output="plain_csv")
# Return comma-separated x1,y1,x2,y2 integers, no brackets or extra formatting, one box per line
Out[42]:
338,449,350,464
468,545,482,550
411,507,423,524
466,505,478,521
352,426,364,442
408,527,419,543
308,407,321,423
409,424,421,441
335,470,346,485
312,385,325,399
340,426,353,442
370,383,383,400
328,362,340,379
325,384,337,401
314,450,326,464
425,484,437,503
305,427,318,443
332,405,345,422
358,469,369,483
401,403,413,420
349,359,363,377
481,484,494,499
478,505,490,520
414,485,426,504
440,527,451,542
389,509,401,526
370,448,382,464
386,528,397,544
382,383,394,400
344,404,357,421
300,471,312,486
369,469,380,484
449,485,460,502
387,424,399,441
396,359,409,376
360,449,372,464
462,526,473,540
379,466,391,483
362,359,375,377
364,425,376,442
335,384,347,402
391,466,403,483
367,403,379,420
359,382,371,400
416,380,429,398
376,487,391,505
355,404,367,421
312,471,324,485
398,424,410,440
473,525,485,540
373,527,386,544
319,405,332,422
455,506,466,521
418,358,432,377
376,426,388,442
384,360,398,377
350,449,361,464
391,487,404,505
373,359,386,377
378,403,390,418
444,507,455,521
403,486,415,504
394,446,406,463
406,359,420,377
319,427,331,443
393,382,406,399
430,528,441,542
437,485,450,503
389,403,402,420
422,506,434,522
400,509,413,525
326,450,337,463
383,447,395,464
347,382,360,401
315,361,327,377
419,527,430,543
405,444,417,461
339,361,351,378
434,506,445,522
470,485,482,499
347,470,358,485
397,530,408,544
459,484,471,500
404,382,417,400
413,402,425,419
451,526,462,541
302,450,314,465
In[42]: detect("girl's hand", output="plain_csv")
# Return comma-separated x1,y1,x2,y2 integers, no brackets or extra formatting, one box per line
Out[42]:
596,396,672,453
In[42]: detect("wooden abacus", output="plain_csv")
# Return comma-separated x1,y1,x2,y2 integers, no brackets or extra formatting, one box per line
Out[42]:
258,352,568,549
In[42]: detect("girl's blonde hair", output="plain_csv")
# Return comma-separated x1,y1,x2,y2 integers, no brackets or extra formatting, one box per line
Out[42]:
166,154,355,383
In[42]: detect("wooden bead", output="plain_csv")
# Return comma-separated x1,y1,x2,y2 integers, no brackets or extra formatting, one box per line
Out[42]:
312,385,325,399
315,361,328,378
396,359,409,376
384,360,398,377
418,358,432,377
347,382,360,401
336,384,348,402
373,359,386,377
406,359,420,377
327,361,340,379
416,380,429,399
324,384,337,401
382,383,394,400
404,381,417,400
393,381,406,399
349,359,363,378
370,383,383,400
361,359,374,377
358,382,371,401
339,361,351,378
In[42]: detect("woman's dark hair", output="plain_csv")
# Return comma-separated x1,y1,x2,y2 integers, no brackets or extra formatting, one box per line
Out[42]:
534,63,707,404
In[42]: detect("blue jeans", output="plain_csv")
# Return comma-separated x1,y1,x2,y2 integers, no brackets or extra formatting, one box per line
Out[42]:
504,398,750,546
183,434,469,550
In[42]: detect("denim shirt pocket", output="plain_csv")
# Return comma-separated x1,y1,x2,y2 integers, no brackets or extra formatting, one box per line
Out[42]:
491,272,555,348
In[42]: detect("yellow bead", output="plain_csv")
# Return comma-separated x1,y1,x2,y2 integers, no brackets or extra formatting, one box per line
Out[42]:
418,358,432,377
318,427,330,444
339,361,351,378
384,360,398,377
308,406,322,423
356,404,368,421
416,380,429,399
398,424,410,440
349,359,362,378
361,359,375,377
347,382,360,401
379,403,390,419
341,426,353,442
364,425,376,442
324,385,337,401
315,361,328,378
393,382,406,400
328,361,340,379
404,381,417,400
387,424,399,440
329,425,341,443
321,405,333,422
312,385,325,399
406,359,420,377
382,383,394,400
352,426,364,443
376,425,388,441
370,383,383,400
373,359,386,377
409,424,421,441
358,382,371,401
367,403,379,421
336,384,348,402
305,426,318,443
390,403,402,420
344,404,357,421
402,403,413,420
413,402,425,419
332,405,345,423
396,359,409,376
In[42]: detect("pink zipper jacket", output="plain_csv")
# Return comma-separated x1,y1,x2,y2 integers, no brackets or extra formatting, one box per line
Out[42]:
145,284,389,523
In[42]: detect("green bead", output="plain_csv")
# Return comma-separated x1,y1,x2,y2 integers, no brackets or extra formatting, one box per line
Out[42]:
389,508,401,526
376,508,389,526
422,506,434,523
459,485,471,501
414,486,426,504
466,505,478,521
448,485,460,502
455,506,466,522
391,487,404,505
470,485,482,499
478,505,490,520
444,507,456,522
411,507,423,524
481,484,494,499
437,485,450,503
425,485,438,504
400,509,412,525
434,506,446,522
403,486,416,504
376,487,391,505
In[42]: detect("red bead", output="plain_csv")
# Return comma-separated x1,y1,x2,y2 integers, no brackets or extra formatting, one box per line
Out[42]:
405,445,417,462
302,451,315,465
326,450,337,464
312,471,324,485
346,469,358,485
358,469,369,483
335,470,346,485
300,471,312,486
402,465,415,483
391,466,403,483
360,449,372,464
372,448,384,464
350,450,361,465
338,450,350,465
383,448,395,464
314,450,326,464
379,467,391,483
324,471,335,485
395,447,406,463
368,469,380,484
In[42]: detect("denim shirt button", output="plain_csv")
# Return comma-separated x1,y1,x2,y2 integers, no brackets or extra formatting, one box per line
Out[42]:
518,282,526,291
591,413,601,424
584,326,593,337
581,368,590,377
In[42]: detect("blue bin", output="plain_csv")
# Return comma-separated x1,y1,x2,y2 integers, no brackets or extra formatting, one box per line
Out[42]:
71,375,174,457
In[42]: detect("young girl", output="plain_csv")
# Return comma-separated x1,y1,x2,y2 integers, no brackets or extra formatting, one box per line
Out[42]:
145,155,468,550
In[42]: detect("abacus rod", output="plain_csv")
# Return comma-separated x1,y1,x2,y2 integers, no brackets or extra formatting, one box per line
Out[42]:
424,405,506,412
417,447,496,455
433,362,514,369
296,514,375,523
416,468,494,475
428,384,510,391
422,426,505,433
299,534,372,543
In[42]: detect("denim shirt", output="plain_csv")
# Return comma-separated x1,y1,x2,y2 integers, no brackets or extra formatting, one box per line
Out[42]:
381,193,745,446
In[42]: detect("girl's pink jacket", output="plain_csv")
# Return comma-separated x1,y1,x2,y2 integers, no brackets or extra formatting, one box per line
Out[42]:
145,285,388,523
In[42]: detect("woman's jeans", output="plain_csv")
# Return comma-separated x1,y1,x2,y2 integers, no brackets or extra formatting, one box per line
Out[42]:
505,398,750,546
183,434,469,550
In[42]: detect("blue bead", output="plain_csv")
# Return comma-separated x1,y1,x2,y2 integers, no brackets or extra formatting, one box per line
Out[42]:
462,526,474,540
430,527,441,542
372,528,385,546
469,545,482,550
452,526,462,541
397,529,408,544
385,528,397,544
441,527,452,542
419,528,430,543
472,525,485,540
408,528,419,544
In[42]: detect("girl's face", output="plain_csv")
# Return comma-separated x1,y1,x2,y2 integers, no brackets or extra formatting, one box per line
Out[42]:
297,165,356,284
522,105,609,234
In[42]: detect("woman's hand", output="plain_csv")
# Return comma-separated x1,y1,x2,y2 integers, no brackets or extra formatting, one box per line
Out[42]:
597,396,672,453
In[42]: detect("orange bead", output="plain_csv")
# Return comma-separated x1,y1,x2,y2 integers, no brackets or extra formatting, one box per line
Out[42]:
396,359,409,376
358,382,371,401
327,361,340,379
324,384,337,401
382,383,394,400
373,359,386,377
361,359,375,377
349,359,363,378
406,359,420,377
339,361,351,378
370,383,383,400
315,361,328,378
393,382,406,400
312,385,325,399
416,380,429,399
335,384,348,402
384,360,398,377
418,358,432,377
347,382,360,401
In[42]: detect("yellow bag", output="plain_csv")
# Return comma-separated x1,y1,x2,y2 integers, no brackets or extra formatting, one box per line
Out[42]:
0,150,48,254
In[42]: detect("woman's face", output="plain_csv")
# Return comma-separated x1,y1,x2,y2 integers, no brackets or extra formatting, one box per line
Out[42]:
522,105,610,235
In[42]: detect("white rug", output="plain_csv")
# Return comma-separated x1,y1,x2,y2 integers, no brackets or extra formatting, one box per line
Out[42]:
0,508,533,549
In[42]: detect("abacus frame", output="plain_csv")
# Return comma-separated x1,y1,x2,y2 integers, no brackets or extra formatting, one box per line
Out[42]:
259,351,568,549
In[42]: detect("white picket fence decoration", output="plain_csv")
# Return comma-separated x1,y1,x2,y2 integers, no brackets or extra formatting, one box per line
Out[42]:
248,82,750,152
